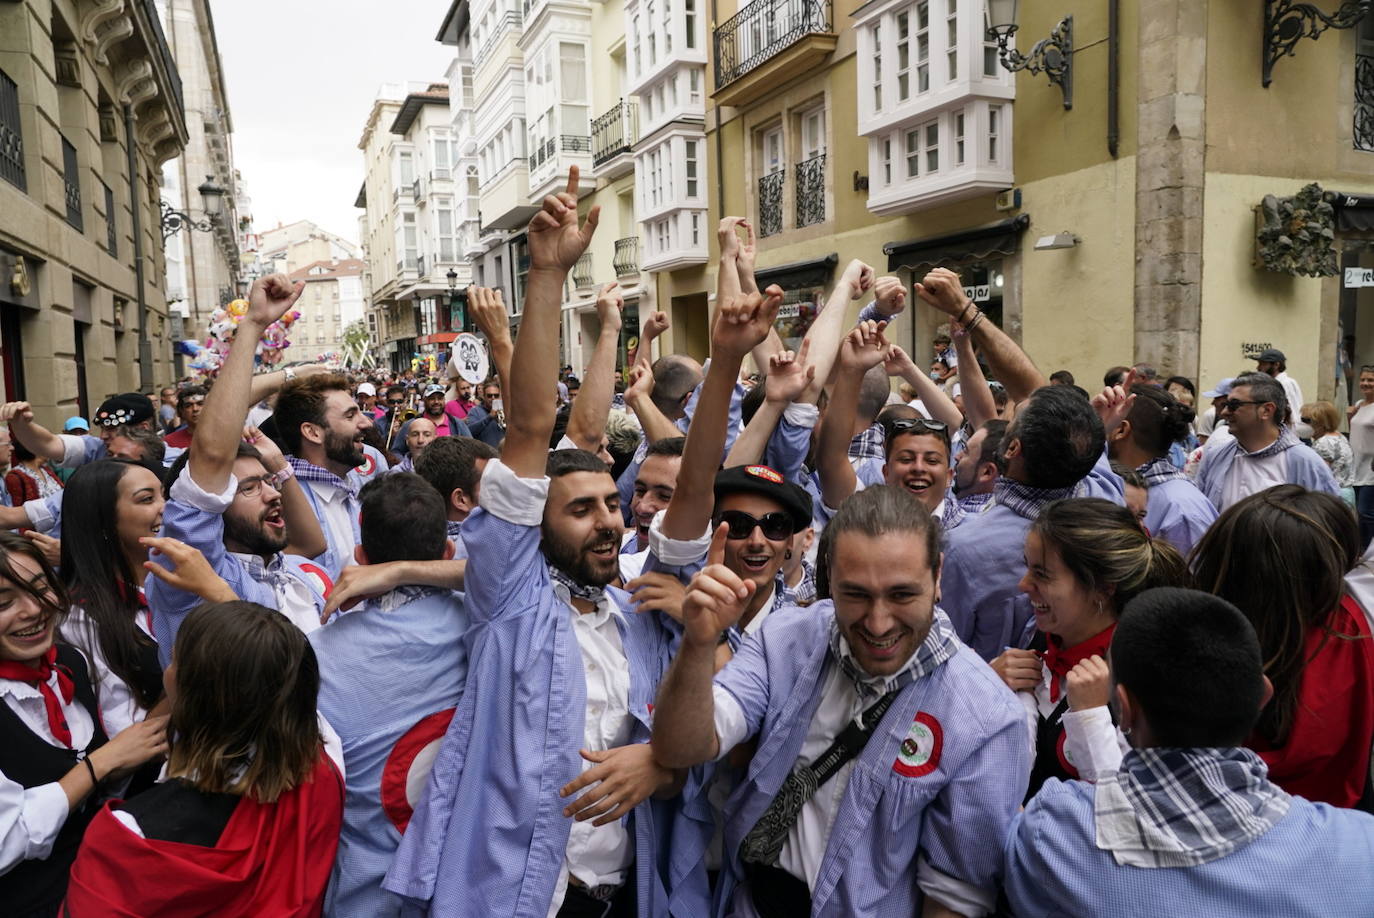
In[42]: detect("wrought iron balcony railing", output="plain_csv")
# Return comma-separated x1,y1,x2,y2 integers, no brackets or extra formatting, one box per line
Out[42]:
61,137,82,232
592,99,639,166
1357,52,1374,152
613,236,640,276
0,69,25,192
714,0,832,89
758,169,784,237
795,154,826,227
474,11,522,70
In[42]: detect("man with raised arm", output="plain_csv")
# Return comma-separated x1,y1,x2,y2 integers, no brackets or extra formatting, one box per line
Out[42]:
651,485,1029,918
384,168,700,918
920,268,1126,660
146,275,329,658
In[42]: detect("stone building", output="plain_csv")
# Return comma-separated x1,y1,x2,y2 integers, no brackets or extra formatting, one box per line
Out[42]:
0,0,188,425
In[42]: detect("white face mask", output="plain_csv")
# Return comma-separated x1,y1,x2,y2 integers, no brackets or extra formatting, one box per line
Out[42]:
1295,422,1315,440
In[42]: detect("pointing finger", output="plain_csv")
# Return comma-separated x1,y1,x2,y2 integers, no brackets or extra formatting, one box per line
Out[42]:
706,521,729,567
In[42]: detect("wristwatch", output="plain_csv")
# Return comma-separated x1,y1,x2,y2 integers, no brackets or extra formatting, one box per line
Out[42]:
284,367,297,381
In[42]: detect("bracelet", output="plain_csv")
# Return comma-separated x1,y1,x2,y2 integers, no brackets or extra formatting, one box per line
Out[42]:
83,755,100,789
956,302,977,326
966,311,986,334
283,367,297,381
269,465,295,488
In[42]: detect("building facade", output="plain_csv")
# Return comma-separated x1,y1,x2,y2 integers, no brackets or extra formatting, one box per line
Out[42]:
0,0,188,423
645,0,1374,408
286,258,365,363
160,0,239,347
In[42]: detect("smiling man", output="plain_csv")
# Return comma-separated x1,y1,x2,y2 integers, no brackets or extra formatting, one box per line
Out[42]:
651,485,1029,918
273,372,378,578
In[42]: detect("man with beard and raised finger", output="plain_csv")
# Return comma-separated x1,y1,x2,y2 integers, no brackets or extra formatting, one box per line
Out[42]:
273,371,379,578
146,274,330,658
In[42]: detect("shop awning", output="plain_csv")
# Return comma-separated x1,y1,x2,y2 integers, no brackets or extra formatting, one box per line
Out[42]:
753,253,838,291
884,214,1031,273
1330,191,1374,232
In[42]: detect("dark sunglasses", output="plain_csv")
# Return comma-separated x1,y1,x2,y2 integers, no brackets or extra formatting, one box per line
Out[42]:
715,509,795,541
883,417,951,444
1221,398,1265,413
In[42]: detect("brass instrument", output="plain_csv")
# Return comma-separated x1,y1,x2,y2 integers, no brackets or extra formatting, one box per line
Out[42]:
385,405,417,448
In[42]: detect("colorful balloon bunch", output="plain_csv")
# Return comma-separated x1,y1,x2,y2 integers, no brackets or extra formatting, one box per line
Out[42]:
181,298,299,376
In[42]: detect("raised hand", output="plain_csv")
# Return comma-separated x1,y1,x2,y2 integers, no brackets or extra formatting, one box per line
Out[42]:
0,401,34,424
246,274,306,328
914,267,969,318
873,276,907,317
627,571,687,622
710,284,784,361
838,320,890,372
243,425,286,472
680,524,756,647
468,286,511,344
595,282,624,335
839,259,876,301
642,310,670,341
22,531,60,568
764,338,816,405
625,365,655,403
882,343,919,380
528,166,600,272
1066,655,1112,710
736,220,759,292
1091,370,1137,434
559,743,675,826
717,216,745,261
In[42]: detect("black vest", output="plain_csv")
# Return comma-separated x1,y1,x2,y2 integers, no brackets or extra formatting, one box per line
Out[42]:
116,778,240,848
1023,631,1078,803
0,644,109,918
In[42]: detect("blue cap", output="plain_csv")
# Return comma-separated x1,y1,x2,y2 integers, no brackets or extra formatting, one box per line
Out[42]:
1202,378,1236,399
63,417,89,432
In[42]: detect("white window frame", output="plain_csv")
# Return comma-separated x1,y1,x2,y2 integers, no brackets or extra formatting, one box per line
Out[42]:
762,126,784,174
896,12,910,101
800,107,826,161
872,23,884,111
915,2,930,93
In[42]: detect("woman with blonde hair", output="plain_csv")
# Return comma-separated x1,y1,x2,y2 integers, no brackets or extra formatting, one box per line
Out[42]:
1303,400,1355,505
64,601,344,916
992,498,1189,800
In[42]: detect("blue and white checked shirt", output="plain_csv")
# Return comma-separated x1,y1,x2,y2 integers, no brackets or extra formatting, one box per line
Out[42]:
311,584,469,918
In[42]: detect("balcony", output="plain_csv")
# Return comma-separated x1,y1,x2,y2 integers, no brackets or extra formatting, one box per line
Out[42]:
1358,52,1374,152
592,100,639,179
528,135,594,203
795,154,825,228
613,237,640,277
474,10,522,71
758,169,784,237
61,137,82,232
713,0,835,107
572,253,595,290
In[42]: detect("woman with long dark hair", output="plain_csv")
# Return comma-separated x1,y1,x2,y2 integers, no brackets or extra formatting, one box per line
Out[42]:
1192,484,1374,808
0,531,167,918
64,601,344,916
58,459,166,737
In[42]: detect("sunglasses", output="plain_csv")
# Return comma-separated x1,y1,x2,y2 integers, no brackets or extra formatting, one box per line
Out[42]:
715,509,796,541
883,417,951,444
1221,399,1265,413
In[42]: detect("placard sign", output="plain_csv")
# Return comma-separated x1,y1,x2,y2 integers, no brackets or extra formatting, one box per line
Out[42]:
452,333,489,384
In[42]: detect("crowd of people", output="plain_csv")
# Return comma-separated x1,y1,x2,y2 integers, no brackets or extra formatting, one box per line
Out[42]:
3,166,1374,917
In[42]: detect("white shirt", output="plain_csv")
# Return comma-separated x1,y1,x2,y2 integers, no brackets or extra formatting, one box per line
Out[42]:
1350,403,1374,487
1219,441,1290,511
0,666,97,873
1276,371,1303,422
544,585,634,915
618,547,648,583
61,605,155,737
226,551,323,635
301,478,359,579
1013,662,1127,784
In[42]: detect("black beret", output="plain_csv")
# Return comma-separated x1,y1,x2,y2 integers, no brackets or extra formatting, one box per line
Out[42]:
713,464,813,531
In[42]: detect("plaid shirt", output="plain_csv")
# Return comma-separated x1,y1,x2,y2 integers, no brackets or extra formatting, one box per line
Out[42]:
1094,747,1291,868
286,456,359,500
1137,455,1187,488
847,423,886,461
776,560,817,607
990,476,1077,521
957,491,994,515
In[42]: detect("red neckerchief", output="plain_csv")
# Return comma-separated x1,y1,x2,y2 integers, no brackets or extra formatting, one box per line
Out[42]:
1040,624,1116,702
0,645,76,747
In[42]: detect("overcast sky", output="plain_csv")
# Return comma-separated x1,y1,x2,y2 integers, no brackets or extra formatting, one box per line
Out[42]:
212,0,454,246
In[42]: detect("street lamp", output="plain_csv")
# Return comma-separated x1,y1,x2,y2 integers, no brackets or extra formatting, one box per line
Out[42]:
986,0,1074,110
446,267,468,333
161,175,227,241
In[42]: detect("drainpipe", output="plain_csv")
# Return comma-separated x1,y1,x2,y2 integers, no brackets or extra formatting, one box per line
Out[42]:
1107,0,1119,158
124,103,153,392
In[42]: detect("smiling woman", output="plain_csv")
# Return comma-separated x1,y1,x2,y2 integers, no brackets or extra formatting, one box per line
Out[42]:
58,460,169,745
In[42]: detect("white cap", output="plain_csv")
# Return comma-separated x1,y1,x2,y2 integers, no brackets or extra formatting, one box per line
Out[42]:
356,382,377,397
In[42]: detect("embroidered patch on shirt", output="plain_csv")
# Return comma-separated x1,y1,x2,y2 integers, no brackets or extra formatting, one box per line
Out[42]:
1056,730,1080,778
893,712,943,778
745,465,784,484
356,453,378,477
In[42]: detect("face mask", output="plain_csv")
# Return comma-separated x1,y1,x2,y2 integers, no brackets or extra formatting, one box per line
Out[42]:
929,370,942,382
1295,422,1315,440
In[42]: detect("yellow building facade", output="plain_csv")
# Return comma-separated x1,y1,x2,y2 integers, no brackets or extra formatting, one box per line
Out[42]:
656,0,1374,406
